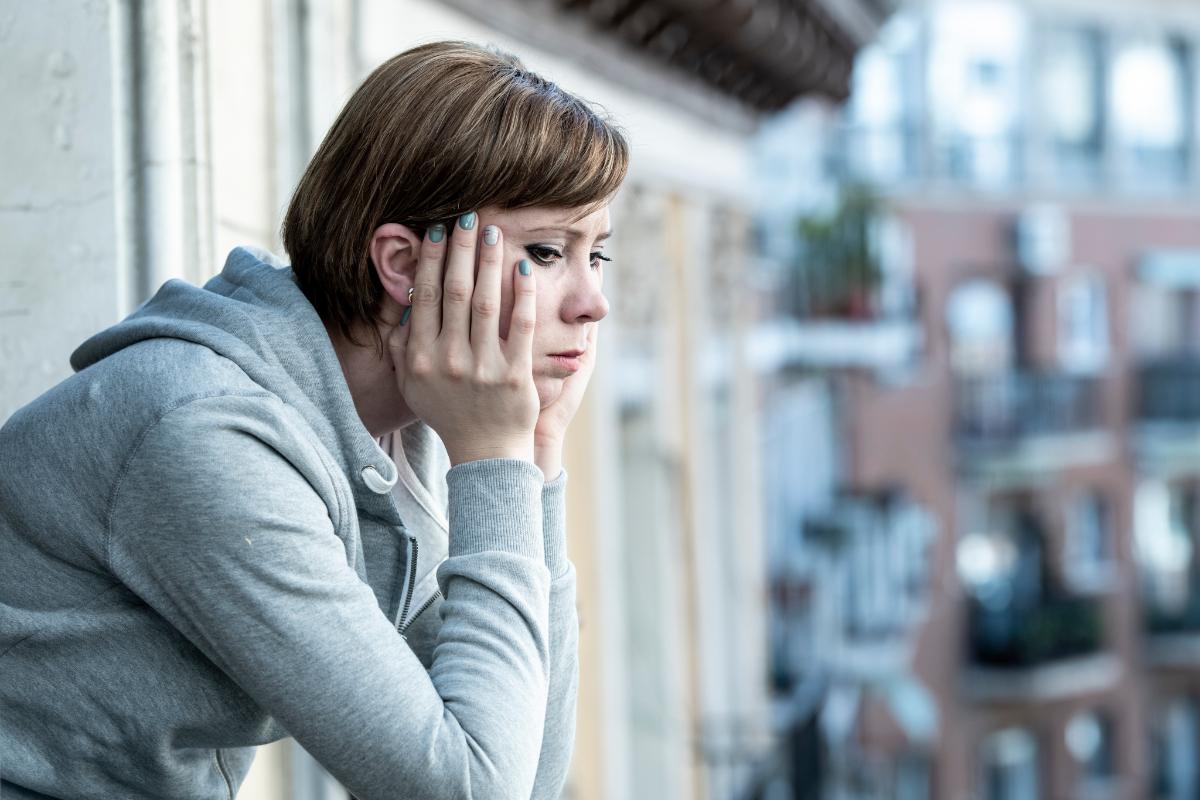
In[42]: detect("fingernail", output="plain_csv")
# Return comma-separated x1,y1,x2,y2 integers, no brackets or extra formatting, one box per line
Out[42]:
458,211,476,230
399,305,412,326
483,225,499,245
519,259,531,276
429,224,445,243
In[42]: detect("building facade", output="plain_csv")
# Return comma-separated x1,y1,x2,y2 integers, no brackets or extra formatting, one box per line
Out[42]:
757,0,1200,797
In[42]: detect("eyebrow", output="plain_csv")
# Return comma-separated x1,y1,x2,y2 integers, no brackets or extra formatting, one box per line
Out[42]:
524,227,612,242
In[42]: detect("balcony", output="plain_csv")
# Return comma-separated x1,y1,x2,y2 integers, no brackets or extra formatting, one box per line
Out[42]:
956,371,1103,443
968,593,1103,668
1134,359,1200,470
953,371,1113,478
1137,358,1200,423
1142,579,1200,667
964,593,1116,702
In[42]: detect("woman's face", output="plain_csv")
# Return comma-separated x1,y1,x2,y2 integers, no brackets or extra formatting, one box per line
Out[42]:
477,204,612,408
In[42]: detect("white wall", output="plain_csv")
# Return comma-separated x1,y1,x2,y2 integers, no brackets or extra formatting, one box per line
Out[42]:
1,1,127,421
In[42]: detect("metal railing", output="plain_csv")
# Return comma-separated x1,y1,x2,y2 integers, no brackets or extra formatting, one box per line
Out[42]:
968,593,1103,667
1137,358,1200,423
955,371,1104,445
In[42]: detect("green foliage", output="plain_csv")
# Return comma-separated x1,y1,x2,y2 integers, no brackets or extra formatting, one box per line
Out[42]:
791,185,885,318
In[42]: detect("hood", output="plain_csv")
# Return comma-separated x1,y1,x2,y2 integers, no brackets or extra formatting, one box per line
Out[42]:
70,246,399,507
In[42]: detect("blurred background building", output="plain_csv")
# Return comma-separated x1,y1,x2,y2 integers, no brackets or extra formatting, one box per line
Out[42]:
756,0,1200,797
8,0,1200,798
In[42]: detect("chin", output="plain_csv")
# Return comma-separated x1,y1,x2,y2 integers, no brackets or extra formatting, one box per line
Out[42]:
535,376,565,409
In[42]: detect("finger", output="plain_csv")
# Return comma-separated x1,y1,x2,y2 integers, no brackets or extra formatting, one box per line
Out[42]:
503,259,536,370
440,211,478,343
410,222,448,347
471,224,503,353
386,307,411,389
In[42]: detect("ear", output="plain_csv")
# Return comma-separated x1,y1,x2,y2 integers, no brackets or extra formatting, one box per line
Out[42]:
369,223,422,308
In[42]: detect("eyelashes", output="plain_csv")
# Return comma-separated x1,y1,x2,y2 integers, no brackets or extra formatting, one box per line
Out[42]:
524,245,611,270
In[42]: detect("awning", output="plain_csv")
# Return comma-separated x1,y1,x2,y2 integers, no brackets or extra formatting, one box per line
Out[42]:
555,0,897,109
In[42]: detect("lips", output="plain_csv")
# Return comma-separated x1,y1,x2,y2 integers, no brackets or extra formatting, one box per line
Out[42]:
549,349,586,358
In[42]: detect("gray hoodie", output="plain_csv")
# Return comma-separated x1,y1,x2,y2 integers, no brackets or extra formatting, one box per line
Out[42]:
0,246,578,799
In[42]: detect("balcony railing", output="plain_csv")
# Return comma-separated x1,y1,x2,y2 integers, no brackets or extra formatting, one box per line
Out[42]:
955,371,1104,445
1144,582,1200,635
1137,358,1200,423
968,593,1103,668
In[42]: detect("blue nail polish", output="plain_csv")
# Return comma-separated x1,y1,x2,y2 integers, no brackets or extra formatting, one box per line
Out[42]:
399,305,412,326
429,224,445,243
519,259,531,276
483,225,499,245
458,212,476,230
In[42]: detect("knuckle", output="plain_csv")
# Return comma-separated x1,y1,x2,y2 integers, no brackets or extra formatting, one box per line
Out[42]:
415,283,440,305
513,315,536,336
408,354,432,376
444,283,470,304
472,364,494,384
472,297,497,317
444,282,471,304
444,354,468,379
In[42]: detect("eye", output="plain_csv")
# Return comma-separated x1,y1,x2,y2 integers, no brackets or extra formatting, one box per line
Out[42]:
524,245,613,271
525,245,562,267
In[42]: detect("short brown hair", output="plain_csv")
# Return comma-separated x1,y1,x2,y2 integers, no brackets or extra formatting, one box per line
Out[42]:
281,40,629,347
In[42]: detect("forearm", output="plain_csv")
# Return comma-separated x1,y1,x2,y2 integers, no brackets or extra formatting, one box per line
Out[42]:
530,471,580,799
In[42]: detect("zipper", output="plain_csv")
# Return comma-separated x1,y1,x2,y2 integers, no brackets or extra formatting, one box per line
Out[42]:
399,589,442,638
397,535,419,638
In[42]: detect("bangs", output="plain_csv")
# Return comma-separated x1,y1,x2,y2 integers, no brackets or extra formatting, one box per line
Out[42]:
491,94,630,216
400,68,630,230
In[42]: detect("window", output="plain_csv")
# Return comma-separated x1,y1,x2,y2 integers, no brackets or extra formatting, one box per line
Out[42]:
981,727,1040,800
1152,697,1200,800
844,13,920,183
946,280,1014,374
1065,490,1114,590
1057,273,1110,374
1038,28,1105,185
1135,481,1197,614
1066,710,1115,790
928,2,1026,186
1112,36,1193,188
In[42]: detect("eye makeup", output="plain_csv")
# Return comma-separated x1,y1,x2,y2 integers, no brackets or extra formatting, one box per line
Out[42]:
523,244,611,269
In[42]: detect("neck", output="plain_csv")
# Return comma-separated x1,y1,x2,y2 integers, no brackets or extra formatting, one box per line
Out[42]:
326,322,417,438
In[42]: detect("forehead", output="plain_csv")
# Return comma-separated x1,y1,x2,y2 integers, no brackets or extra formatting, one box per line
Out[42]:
489,205,611,237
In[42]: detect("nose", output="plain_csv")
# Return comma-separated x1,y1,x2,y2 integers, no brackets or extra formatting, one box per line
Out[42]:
563,271,610,324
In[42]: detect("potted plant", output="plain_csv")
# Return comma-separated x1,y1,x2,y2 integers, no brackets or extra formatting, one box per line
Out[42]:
791,185,884,320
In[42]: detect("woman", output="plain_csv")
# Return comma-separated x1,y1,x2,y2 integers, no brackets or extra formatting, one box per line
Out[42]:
0,40,627,799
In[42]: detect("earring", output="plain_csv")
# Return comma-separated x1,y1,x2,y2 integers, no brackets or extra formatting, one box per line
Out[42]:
407,287,415,304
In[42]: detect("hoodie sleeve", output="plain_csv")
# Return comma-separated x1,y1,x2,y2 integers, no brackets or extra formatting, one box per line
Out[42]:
106,394,550,800
529,470,580,800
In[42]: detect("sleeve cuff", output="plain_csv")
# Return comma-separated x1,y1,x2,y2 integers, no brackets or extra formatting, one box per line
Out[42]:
542,469,568,577
446,458,545,562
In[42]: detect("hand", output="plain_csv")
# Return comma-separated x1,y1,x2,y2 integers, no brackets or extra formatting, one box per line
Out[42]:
388,213,539,466
533,324,600,479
